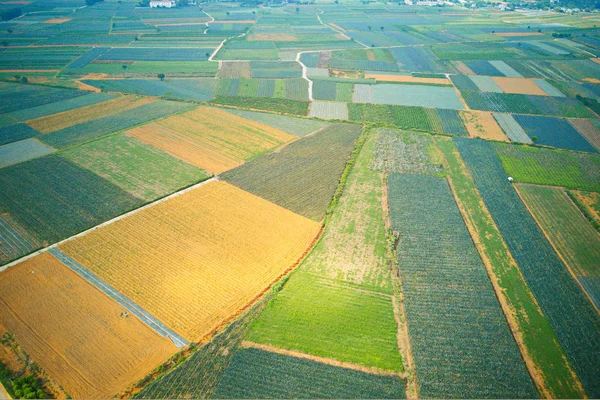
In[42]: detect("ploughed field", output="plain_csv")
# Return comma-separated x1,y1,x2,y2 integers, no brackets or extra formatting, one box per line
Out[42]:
0,2,599,399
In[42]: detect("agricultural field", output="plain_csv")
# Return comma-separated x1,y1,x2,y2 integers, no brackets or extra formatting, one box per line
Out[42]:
223,124,362,221
513,115,597,153
126,106,295,175
388,173,536,398
459,110,509,141
0,138,54,169
223,108,330,137
515,184,600,309
570,190,600,231
348,104,443,133
569,118,600,151
0,252,177,399
493,113,532,144
60,181,321,341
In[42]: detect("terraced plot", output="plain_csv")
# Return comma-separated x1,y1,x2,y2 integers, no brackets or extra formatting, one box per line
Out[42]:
223,124,362,221
127,106,295,175
388,173,536,399
0,253,177,399
60,181,321,341
213,348,406,399
516,184,600,309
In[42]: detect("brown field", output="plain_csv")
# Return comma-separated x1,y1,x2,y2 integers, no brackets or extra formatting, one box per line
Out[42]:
494,32,543,37
59,181,322,342
365,73,450,85
0,253,177,399
453,61,475,75
492,77,548,96
569,118,600,151
583,77,600,83
76,80,102,92
126,106,296,175
43,18,70,24
590,58,600,65
459,110,509,141
27,95,155,133
247,33,297,41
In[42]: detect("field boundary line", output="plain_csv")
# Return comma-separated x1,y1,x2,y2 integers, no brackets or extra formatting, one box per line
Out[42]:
0,177,215,272
241,341,405,378
48,248,189,348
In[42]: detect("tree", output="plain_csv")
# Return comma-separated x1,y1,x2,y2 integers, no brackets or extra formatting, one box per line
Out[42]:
367,25,372,30
205,52,210,57
1,40,7,47
158,73,165,80
13,74,20,80
531,136,538,143
20,76,27,83
296,6,300,12
380,26,384,31
122,64,128,70
226,11,230,16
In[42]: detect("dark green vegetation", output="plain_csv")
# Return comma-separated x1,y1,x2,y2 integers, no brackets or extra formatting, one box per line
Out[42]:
455,137,600,398
492,142,600,192
348,104,443,133
62,134,208,201
210,96,309,116
436,137,584,398
513,115,597,153
0,155,142,264
212,348,406,399
0,124,40,147
388,173,536,398
223,124,362,221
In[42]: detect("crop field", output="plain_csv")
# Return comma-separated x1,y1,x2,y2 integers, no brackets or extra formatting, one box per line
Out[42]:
516,184,600,308
224,109,330,137
0,252,177,399
60,181,320,342
492,77,548,96
27,95,156,134
0,84,88,115
348,104,443,133
533,79,565,97
370,129,443,175
569,118,600,151
437,108,467,136
40,100,193,149
126,106,295,175
81,79,218,102
493,113,532,143
0,138,54,169
489,60,523,78
469,75,503,93
97,47,213,61
61,134,207,201
352,84,372,103
459,110,509,141
570,190,600,231
369,84,464,109
513,115,597,153
436,138,584,398
309,101,349,120
223,123,361,221
455,137,600,398
450,74,479,90
66,47,109,69
388,173,536,398
0,155,142,265
492,142,600,192
211,96,309,116
213,348,406,399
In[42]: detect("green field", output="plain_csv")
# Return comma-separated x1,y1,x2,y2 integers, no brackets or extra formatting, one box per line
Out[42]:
72,61,219,76
436,138,585,399
62,134,208,201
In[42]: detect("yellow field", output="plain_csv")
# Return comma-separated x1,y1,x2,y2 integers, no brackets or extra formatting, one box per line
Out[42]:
27,95,155,133
0,253,177,399
60,181,321,341
43,18,70,24
364,73,450,85
126,106,296,175
459,110,509,142
492,77,548,96
247,33,297,41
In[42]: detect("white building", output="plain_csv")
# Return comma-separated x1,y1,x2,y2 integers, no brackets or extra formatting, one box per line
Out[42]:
150,0,176,8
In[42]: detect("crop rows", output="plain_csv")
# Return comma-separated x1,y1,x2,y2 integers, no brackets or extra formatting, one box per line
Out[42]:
82,79,217,102
348,104,443,133
309,101,348,120
513,115,597,153
97,47,213,61
450,74,479,91
437,108,467,136
455,137,600,398
371,129,443,175
389,46,443,72
370,84,464,109
0,138,54,169
469,75,503,93
210,96,309,116
0,124,41,147
387,173,537,398
493,113,532,143
225,109,329,137
0,84,87,115
66,47,109,69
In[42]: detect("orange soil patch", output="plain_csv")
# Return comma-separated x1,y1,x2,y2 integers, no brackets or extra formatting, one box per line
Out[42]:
328,22,346,32
155,22,207,27
492,77,548,96
459,110,509,142
43,18,70,24
453,61,475,75
365,73,450,85
76,80,102,92
569,118,600,151
27,95,154,133
0,253,177,399
247,33,297,41
494,31,543,37
59,181,322,342
126,106,296,175
583,77,600,83
366,49,377,61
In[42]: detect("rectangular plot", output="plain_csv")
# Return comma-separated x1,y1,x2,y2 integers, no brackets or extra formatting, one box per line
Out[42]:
312,80,337,101
0,214,39,264
67,46,109,68
534,79,565,97
529,41,569,55
578,277,600,310
227,78,240,96
284,78,309,101
371,129,443,175
257,79,275,97
514,114,597,153
465,61,503,76
309,101,348,120
456,137,600,398
371,84,464,109
450,74,479,91
223,109,329,137
352,84,372,103
387,173,536,398
493,113,532,144
60,181,321,342
459,110,509,141
8,93,117,122
569,118,600,151
469,75,503,93
489,60,523,78
0,253,177,399
98,47,212,61
213,348,406,399
0,85,87,114
493,77,548,96
461,91,542,115
437,108,467,136
0,124,40,146
0,138,54,169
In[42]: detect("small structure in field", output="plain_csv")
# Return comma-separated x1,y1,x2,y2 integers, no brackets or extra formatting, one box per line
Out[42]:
150,0,176,7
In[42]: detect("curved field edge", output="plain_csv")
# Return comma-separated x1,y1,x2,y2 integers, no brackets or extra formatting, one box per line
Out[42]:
434,137,585,399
